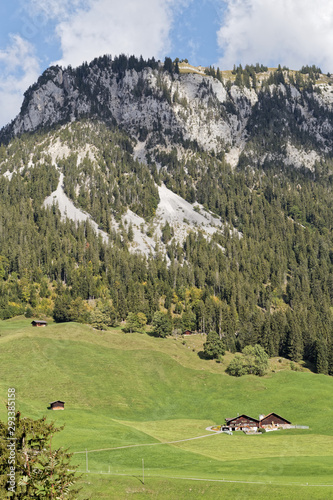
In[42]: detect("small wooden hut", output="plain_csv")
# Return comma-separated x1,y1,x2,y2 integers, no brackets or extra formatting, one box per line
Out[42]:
31,320,47,327
49,400,65,410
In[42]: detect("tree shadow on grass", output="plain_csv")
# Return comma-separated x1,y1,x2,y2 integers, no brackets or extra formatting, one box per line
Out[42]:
299,358,316,373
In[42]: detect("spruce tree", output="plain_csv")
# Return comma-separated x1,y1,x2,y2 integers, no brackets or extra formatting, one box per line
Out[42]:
314,339,329,374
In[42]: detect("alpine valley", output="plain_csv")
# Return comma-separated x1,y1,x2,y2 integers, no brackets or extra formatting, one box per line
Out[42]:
0,56,333,374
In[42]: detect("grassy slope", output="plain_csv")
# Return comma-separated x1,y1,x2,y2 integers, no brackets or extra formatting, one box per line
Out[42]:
0,317,333,499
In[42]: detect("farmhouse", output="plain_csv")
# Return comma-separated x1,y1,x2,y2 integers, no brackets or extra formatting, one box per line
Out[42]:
259,412,291,429
49,400,65,410
225,414,259,431
31,320,47,327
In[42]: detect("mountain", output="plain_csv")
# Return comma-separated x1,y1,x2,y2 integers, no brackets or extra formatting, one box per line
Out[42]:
2,58,333,170
0,56,332,375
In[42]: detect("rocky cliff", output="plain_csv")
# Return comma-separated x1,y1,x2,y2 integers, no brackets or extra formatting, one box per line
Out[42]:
2,57,333,170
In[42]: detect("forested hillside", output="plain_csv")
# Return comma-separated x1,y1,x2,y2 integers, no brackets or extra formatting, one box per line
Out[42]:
0,56,332,375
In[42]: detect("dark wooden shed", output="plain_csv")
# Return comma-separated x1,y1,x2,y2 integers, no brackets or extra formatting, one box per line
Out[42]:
225,414,259,431
49,400,65,410
183,330,192,335
260,413,291,427
31,320,47,327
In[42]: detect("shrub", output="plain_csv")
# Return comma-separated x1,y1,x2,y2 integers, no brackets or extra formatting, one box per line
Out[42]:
226,354,247,376
203,331,225,359
226,345,269,377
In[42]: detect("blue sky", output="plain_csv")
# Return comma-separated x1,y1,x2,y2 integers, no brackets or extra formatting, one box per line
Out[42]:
1,0,333,128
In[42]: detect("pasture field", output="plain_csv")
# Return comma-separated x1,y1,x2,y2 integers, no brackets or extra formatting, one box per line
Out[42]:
0,317,333,499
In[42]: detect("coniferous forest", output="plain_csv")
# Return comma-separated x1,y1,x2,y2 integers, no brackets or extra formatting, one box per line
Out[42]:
0,57,333,377
0,119,332,376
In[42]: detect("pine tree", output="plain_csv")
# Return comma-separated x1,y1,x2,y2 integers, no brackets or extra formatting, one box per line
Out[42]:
163,57,174,74
328,340,333,376
314,339,328,374
53,294,73,323
286,312,303,362
127,222,134,242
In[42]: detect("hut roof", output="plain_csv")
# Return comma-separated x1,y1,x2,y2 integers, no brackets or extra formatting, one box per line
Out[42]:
260,412,291,424
226,414,259,424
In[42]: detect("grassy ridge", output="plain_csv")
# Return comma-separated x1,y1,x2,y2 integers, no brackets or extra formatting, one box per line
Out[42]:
0,318,333,498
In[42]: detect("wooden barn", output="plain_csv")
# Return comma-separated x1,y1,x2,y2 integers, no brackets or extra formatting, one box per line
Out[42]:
31,320,47,327
49,400,65,410
259,413,291,428
183,330,192,335
225,414,260,431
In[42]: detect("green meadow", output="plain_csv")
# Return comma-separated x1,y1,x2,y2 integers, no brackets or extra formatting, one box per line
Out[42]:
1,317,333,499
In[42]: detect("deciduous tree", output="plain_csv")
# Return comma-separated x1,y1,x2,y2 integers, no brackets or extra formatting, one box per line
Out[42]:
0,412,80,499
203,331,225,359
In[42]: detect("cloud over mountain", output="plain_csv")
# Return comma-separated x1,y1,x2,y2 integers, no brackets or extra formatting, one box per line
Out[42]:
216,0,333,72
0,35,40,128
54,0,182,68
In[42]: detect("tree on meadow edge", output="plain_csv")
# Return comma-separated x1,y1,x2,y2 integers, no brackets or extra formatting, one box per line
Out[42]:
151,311,172,338
203,331,225,359
0,412,80,499
123,312,147,333
243,344,269,376
226,354,247,377
227,345,268,376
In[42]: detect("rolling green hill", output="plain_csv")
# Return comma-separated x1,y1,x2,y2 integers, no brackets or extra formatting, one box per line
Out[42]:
1,318,333,499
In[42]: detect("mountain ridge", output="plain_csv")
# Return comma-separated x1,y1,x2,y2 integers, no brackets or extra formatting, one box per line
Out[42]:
2,56,333,171
0,56,332,375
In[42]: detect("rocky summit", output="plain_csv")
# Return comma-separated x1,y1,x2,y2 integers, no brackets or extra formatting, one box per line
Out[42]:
2,57,333,171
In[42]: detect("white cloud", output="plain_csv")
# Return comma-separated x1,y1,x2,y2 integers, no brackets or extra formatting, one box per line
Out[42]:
0,35,41,128
51,0,182,68
0,0,186,128
27,0,89,21
216,0,333,72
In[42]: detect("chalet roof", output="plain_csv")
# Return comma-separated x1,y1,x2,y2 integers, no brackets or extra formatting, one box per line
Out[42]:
31,320,47,324
226,414,260,423
49,400,65,404
260,412,291,424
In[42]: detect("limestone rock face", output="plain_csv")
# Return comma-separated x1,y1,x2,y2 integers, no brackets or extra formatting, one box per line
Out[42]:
2,59,333,170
